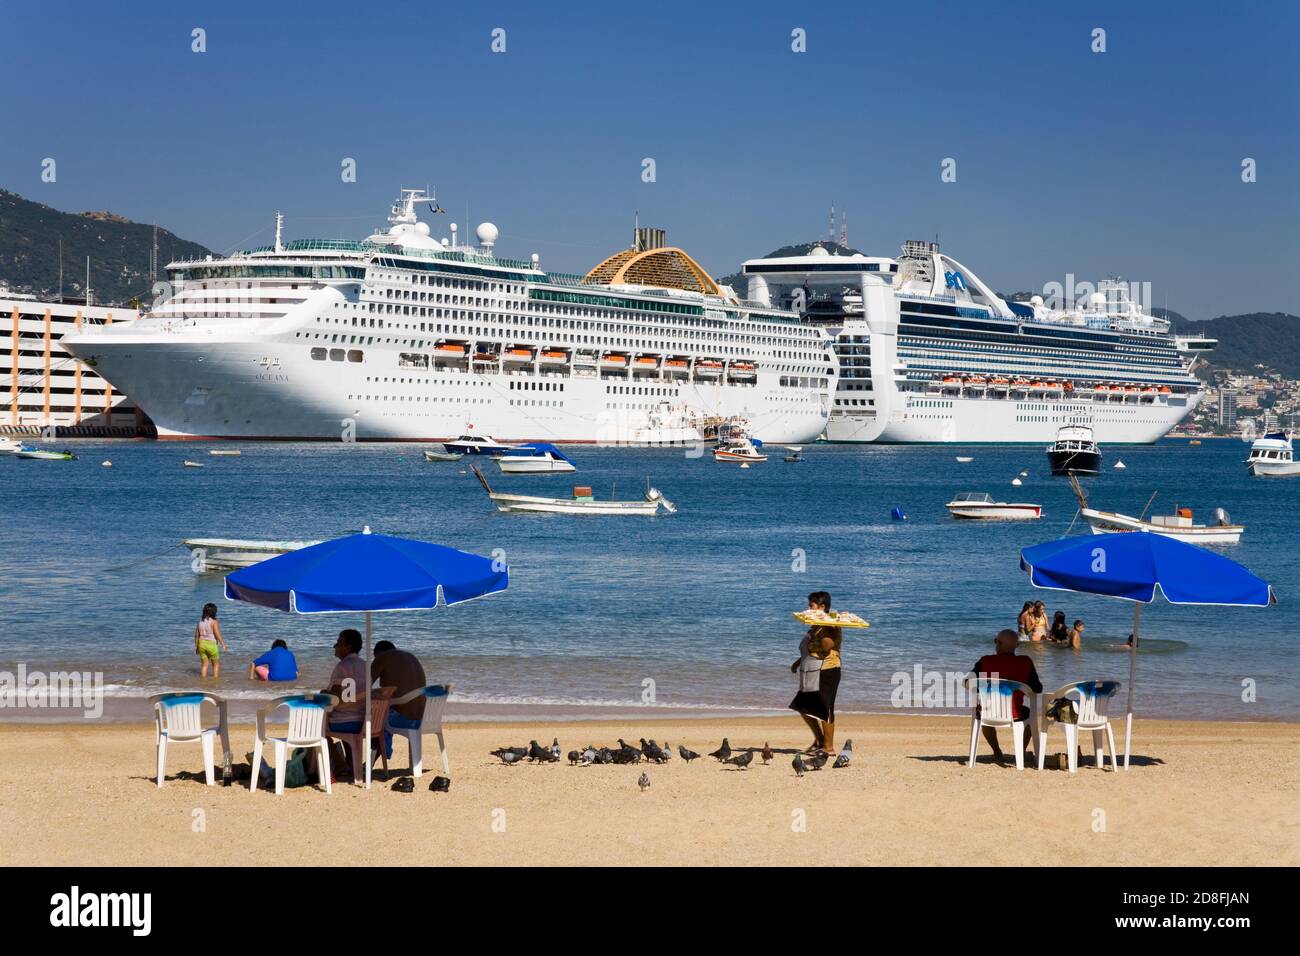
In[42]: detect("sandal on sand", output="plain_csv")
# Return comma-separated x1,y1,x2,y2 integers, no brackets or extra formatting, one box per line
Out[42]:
803,744,823,755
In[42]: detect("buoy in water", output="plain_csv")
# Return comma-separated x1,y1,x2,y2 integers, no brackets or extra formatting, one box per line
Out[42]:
1114,460,1127,470
890,507,907,521
1012,477,1023,486
101,460,112,468
740,462,750,469
1018,470,1029,477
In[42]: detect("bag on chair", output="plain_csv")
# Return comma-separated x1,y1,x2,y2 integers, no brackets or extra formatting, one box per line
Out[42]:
1046,698,1078,724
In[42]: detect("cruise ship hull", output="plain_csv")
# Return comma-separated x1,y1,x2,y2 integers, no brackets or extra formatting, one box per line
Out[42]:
825,392,1199,444
65,335,828,444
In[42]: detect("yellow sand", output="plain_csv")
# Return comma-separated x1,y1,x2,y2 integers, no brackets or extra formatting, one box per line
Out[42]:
1,715,1296,866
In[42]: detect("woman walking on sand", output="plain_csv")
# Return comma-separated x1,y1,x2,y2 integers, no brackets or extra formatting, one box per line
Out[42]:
789,591,843,755
194,602,229,678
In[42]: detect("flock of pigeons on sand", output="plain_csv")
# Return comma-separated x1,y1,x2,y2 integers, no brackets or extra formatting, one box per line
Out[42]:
490,736,853,786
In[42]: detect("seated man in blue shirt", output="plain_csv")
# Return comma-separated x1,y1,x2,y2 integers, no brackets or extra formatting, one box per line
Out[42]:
248,639,299,682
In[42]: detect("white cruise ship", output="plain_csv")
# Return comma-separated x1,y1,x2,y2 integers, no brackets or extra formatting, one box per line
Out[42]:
742,241,1211,444
60,190,834,444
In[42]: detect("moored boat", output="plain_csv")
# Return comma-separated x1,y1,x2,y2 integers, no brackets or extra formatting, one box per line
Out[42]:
472,466,674,515
15,448,77,461
713,436,767,463
494,442,576,474
945,492,1042,520
184,537,324,572
1047,424,1102,476
424,449,464,462
1082,506,1243,544
1245,432,1300,477
443,433,525,455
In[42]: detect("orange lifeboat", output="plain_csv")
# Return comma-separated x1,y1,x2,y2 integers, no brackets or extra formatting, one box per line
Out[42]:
435,342,467,355
1158,385,1172,394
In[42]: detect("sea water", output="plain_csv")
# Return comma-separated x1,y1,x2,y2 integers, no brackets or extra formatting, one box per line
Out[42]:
0,438,1294,722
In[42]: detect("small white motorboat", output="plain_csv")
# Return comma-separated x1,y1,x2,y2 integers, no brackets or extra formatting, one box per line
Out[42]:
946,492,1042,520
183,537,324,572
1245,432,1300,477
495,443,576,474
15,448,77,461
208,449,242,457
1047,424,1102,476
101,460,113,468
714,437,767,463
473,466,674,515
0,436,24,455
1114,460,1127,470
443,433,525,456
183,460,205,468
784,446,804,463
424,449,464,462
955,456,974,463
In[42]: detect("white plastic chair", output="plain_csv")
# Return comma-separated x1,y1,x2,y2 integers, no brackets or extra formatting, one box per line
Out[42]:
250,693,338,795
966,677,1036,770
328,687,394,784
386,684,454,778
1038,680,1122,773
150,692,223,787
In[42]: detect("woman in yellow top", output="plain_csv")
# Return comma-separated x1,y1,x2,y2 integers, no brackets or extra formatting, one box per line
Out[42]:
194,602,229,678
788,591,843,755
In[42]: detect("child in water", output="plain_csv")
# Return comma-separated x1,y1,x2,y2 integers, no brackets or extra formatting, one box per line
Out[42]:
194,602,229,677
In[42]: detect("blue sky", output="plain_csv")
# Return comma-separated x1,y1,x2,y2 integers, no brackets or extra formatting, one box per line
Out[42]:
1,0,1296,317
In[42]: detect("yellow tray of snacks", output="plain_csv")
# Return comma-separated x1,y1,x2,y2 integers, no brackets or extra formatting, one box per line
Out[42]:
793,610,870,629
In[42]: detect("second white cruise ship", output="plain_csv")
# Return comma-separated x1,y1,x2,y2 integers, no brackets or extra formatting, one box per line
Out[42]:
742,241,1211,444
61,190,834,444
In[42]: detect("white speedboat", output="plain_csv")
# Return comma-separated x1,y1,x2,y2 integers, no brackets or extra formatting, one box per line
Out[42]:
208,449,242,457
443,433,525,456
15,448,77,461
0,436,24,455
1082,506,1243,544
495,443,576,474
714,437,767,463
1245,432,1300,477
184,537,324,572
473,466,674,515
945,492,1042,520
631,401,704,446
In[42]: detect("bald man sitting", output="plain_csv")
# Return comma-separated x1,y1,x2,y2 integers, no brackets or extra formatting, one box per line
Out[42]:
971,629,1043,765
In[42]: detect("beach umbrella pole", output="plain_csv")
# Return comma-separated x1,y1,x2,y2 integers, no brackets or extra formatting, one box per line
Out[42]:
1125,603,1139,770
364,611,372,789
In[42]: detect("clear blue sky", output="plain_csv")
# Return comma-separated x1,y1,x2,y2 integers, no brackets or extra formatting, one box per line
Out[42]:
2,0,1296,318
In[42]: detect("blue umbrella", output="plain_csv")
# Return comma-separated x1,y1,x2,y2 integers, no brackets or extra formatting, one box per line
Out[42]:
225,527,508,787
1020,531,1274,769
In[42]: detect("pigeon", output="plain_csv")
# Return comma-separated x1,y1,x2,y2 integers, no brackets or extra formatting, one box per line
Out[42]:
709,738,732,762
593,747,615,765
537,748,559,764
638,772,651,792
527,740,550,762
833,739,853,769
612,747,641,765
661,741,673,760
495,750,524,766
550,737,561,760
567,750,581,766
618,738,636,752
641,739,668,764
678,745,700,763
491,746,528,759
805,752,828,771
761,743,773,765
792,754,806,777
580,747,597,766
726,751,754,770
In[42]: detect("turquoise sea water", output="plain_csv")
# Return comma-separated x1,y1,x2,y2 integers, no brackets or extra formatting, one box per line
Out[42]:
0,438,1295,721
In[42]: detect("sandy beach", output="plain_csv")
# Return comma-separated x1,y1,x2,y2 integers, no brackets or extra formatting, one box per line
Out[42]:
2,714,1297,867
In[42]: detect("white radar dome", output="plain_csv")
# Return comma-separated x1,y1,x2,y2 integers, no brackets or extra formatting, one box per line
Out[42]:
476,222,499,246
809,245,830,257
1030,295,1043,307
415,222,430,236
1088,292,1106,309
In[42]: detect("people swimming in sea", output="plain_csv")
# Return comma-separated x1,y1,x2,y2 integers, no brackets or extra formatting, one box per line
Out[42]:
1068,619,1084,649
1017,601,1034,639
248,639,298,682
1029,601,1049,642
1049,611,1070,644
194,602,229,678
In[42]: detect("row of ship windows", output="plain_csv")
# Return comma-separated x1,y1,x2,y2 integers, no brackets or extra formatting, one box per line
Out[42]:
371,269,819,340
901,339,1182,368
780,376,830,388
319,312,820,361
913,400,953,408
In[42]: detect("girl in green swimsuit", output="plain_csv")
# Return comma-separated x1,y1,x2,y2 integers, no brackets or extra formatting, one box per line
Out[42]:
194,603,229,678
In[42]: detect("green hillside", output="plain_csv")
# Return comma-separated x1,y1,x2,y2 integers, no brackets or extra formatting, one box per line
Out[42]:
0,188,213,306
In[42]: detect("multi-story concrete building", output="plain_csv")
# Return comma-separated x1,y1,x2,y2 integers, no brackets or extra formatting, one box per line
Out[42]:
2,292,144,435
